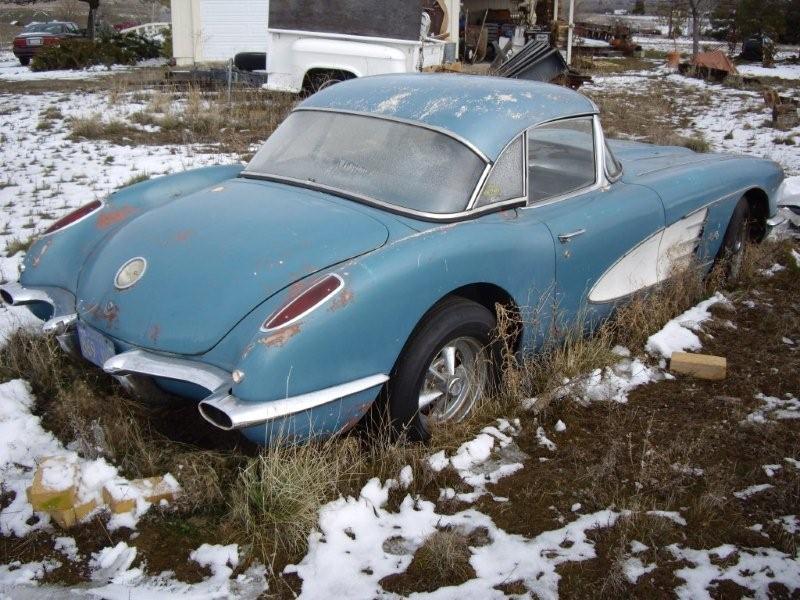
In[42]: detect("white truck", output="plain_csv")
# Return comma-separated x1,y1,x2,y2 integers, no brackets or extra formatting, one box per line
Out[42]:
265,29,448,93
264,0,452,93
170,0,455,93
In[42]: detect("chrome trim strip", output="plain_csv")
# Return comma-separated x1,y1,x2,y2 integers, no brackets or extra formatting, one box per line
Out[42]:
240,172,525,223
198,374,389,431
260,273,345,332
103,350,231,393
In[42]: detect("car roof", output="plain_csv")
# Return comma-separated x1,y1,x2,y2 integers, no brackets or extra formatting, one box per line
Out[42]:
299,73,598,161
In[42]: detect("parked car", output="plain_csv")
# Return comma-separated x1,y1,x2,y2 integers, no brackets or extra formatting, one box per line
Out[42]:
12,21,82,66
1,75,786,446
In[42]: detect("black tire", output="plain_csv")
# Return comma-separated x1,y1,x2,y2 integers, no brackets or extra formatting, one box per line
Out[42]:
233,52,266,72
716,196,751,281
20,56,30,66
387,297,496,442
302,70,354,96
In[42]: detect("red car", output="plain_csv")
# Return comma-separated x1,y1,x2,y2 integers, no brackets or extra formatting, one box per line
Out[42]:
12,21,82,66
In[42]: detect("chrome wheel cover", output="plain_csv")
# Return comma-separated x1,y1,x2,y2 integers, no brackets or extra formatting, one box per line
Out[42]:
418,336,488,424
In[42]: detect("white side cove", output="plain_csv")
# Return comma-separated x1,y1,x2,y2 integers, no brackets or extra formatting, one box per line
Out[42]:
589,208,707,303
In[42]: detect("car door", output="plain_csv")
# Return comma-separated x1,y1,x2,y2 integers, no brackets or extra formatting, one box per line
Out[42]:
523,116,665,326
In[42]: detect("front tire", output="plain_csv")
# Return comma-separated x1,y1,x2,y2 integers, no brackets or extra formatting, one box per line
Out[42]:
716,196,751,281
387,297,496,441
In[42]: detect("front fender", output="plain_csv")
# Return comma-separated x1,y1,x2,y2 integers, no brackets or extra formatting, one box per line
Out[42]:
20,165,244,295
222,211,555,408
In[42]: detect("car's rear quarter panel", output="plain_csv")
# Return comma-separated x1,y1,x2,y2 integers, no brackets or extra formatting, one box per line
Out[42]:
222,210,555,411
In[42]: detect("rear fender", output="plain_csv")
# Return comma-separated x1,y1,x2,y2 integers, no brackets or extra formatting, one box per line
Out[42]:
219,213,555,408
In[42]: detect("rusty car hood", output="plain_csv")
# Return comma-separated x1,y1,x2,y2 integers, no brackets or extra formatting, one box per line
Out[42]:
75,178,389,355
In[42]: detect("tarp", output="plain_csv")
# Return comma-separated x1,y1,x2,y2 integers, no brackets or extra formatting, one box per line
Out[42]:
691,50,738,74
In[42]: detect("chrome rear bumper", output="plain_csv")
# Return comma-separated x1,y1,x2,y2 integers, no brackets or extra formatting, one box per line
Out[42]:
197,374,389,431
0,282,388,432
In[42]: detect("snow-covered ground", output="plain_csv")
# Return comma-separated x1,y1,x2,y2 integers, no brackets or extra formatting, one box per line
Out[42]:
589,65,800,175
1,50,799,598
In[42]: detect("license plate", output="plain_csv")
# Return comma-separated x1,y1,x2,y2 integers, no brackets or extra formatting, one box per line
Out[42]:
77,323,115,368
27,37,42,46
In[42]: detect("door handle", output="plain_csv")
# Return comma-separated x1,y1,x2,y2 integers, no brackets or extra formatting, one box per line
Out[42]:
558,228,586,244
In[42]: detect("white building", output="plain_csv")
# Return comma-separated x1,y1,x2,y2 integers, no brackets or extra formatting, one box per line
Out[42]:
170,0,270,66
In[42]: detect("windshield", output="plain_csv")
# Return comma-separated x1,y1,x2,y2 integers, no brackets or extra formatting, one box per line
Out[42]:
244,111,487,215
22,22,65,34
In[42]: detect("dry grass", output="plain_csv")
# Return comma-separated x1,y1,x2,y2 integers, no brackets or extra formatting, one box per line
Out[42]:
611,261,711,352
68,84,296,155
229,436,364,562
0,330,240,514
586,79,713,152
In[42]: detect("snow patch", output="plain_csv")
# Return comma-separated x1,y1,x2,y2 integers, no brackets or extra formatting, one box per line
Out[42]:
646,293,730,358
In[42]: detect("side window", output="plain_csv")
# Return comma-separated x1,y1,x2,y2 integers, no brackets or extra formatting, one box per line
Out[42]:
528,117,596,203
476,136,524,207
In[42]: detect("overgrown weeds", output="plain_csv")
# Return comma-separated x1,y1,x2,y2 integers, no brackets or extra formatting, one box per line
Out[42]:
229,436,364,561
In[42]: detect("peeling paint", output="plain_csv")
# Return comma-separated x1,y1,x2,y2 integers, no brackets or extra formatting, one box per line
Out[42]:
31,239,52,268
259,324,301,348
328,289,354,312
96,206,135,229
89,301,119,327
148,324,161,343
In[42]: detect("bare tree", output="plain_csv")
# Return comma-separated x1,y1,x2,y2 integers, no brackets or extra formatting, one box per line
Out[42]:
686,0,716,57
78,0,100,40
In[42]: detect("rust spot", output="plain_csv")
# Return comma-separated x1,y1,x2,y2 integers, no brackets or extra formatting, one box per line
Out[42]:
88,301,119,326
328,289,354,312
148,324,161,342
174,229,193,243
259,324,301,348
96,206,135,229
31,239,52,268
499,208,518,221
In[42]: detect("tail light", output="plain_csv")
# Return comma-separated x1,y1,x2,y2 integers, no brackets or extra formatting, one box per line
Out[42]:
13,38,25,47
261,274,344,331
44,200,103,235
44,36,60,46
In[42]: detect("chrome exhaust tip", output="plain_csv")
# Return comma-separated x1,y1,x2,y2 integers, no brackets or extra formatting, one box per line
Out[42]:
0,282,53,307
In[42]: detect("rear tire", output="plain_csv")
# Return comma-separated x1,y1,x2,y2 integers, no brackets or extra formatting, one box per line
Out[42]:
386,297,496,442
716,196,750,281
20,56,30,66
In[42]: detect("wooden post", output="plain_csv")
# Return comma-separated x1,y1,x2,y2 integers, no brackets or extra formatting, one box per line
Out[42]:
566,0,575,65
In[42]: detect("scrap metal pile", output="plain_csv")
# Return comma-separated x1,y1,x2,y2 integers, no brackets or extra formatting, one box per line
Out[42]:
495,40,591,89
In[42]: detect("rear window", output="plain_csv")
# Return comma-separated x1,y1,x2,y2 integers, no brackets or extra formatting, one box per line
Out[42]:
245,110,487,215
22,22,65,34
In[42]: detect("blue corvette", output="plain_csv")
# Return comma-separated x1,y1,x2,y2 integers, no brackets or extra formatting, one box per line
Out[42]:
0,74,787,445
